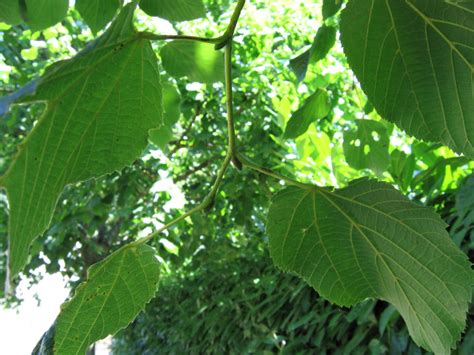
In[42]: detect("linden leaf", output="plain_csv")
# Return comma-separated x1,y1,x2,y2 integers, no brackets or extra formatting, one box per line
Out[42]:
139,0,206,22
340,0,474,157
54,244,160,354
267,179,472,354
0,4,163,279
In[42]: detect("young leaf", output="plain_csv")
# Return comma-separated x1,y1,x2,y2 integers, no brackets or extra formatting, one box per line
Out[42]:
290,25,337,83
267,179,472,354
340,0,474,158
55,244,160,354
322,0,343,19
0,4,163,280
342,119,391,173
140,0,206,22
24,0,69,31
76,0,123,34
160,41,224,83
284,89,331,139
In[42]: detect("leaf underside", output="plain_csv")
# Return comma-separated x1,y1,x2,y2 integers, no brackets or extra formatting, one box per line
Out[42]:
1,5,163,279
55,244,160,354
139,0,206,22
340,0,474,158
267,179,472,354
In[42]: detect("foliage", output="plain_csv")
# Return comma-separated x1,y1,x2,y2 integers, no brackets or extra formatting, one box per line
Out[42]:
112,176,474,354
0,0,472,354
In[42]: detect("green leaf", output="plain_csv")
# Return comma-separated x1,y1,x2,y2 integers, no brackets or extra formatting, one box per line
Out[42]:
267,179,472,354
139,0,206,21
55,244,160,354
0,0,21,25
342,119,391,173
0,4,163,279
76,0,123,34
290,25,337,83
322,0,343,19
24,0,69,31
340,0,474,158
148,82,181,149
284,89,331,139
160,41,224,83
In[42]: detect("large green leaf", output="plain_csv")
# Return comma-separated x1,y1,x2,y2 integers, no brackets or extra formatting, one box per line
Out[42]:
340,0,474,158
160,41,225,84
284,89,331,139
0,5,163,279
76,0,123,33
267,179,472,354
140,0,206,21
343,119,391,173
55,244,160,354
24,0,69,31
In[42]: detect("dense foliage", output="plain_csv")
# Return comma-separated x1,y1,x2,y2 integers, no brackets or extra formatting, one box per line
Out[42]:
0,0,472,354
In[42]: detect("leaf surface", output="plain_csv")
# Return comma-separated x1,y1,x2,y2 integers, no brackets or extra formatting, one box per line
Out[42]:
267,179,472,354
0,4,163,279
149,82,182,149
140,0,206,21
160,41,224,83
284,89,331,139
322,0,343,19
76,0,123,33
24,0,69,31
55,244,160,354
340,0,474,157
343,119,391,173
0,0,21,25
290,25,336,82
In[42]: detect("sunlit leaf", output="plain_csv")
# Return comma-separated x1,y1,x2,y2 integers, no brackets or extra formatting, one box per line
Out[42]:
343,119,391,173
160,41,224,83
340,0,474,157
55,244,160,354
0,4,163,279
267,179,472,354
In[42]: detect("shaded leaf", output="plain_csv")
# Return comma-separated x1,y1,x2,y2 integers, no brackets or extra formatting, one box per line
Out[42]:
340,0,474,157
140,0,206,22
0,4,163,279
160,41,224,83
55,244,160,354
343,119,391,173
289,25,337,82
322,0,343,19
76,0,123,34
24,0,69,31
284,89,331,139
267,179,472,354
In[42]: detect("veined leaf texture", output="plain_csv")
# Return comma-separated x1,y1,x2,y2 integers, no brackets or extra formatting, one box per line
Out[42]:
267,179,472,354
0,4,163,279
340,0,474,157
